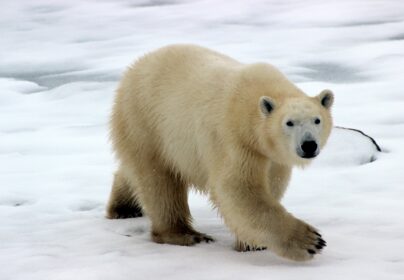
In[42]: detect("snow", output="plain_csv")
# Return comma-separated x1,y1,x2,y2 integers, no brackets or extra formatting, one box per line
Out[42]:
1,0,404,279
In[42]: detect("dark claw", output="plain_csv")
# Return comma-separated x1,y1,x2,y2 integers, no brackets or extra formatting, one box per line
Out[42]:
204,236,214,243
314,231,321,237
308,249,316,255
315,244,323,249
256,247,267,251
193,236,202,243
246,245,250,251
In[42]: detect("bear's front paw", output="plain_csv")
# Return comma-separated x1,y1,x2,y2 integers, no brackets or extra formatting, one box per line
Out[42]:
279,219,326,261
235,239,267,252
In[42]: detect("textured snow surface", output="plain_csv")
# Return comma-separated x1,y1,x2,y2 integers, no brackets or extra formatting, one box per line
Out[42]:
1,0,404,279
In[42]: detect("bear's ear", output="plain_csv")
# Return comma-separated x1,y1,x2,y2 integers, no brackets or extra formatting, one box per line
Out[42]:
259,96,275,116
316,89,334,109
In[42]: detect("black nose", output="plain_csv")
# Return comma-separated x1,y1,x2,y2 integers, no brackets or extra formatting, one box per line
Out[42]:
301,141,318,158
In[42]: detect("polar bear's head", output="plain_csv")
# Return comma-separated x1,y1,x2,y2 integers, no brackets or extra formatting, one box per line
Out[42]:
257,89,334,167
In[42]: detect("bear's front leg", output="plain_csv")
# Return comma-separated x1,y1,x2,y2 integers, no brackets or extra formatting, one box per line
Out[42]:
210,165,326,261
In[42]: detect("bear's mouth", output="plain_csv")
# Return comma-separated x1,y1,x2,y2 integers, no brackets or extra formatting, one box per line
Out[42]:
298,152,319,159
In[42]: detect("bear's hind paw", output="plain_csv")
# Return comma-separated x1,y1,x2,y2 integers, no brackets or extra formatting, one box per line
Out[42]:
152,230,214,246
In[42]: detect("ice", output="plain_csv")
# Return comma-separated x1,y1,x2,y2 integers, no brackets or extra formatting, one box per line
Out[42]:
1,0,404,279
313,127,380,167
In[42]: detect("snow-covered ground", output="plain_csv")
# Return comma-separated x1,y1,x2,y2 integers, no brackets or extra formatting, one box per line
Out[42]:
1,0,404,279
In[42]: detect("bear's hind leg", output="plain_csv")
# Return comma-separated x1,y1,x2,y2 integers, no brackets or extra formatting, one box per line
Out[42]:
106,170,143,219
133,164,213,246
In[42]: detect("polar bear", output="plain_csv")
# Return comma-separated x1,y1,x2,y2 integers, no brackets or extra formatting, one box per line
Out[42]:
106,44,333,261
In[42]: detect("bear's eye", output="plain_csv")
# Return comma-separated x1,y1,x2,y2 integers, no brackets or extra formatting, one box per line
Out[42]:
314,118,321,125
286,121,294,127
